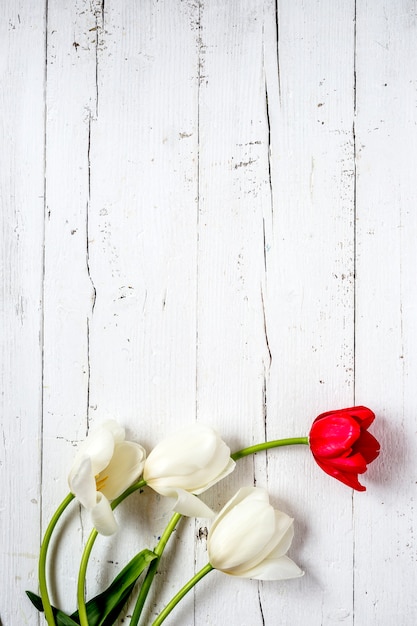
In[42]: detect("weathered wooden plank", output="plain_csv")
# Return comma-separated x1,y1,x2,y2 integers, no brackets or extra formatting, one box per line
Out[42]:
41,0,99,613
260,1,357,624
0,2,46,624
83,0,201,621
355,1,417,623
193,0,274,622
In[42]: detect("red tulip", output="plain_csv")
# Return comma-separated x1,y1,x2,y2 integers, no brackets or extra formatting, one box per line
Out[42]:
309,406,380,491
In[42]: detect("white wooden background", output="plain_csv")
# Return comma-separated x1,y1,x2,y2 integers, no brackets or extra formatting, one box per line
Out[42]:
1,0,416,624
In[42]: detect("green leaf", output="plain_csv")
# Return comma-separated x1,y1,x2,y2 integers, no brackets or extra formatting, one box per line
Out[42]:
26,549,156,626
55,612,81,626
26,591,44,612
71,548,157,626
26,591,80,625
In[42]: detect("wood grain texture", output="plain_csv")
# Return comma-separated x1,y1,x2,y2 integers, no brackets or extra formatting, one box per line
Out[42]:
1,1,416,624
354,1,417,623
1,2,45,624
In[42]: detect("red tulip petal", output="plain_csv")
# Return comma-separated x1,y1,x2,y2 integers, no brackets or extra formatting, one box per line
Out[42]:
353,430,380,463
313,408,350,421
313,457,366,491
319,452,367,474
315,406,375,430
309,416,360,458
349,406,375,430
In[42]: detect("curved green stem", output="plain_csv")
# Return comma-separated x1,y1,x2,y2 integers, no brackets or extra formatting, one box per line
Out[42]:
76,479,147,626
39,492,75,625
129,512,182,626
152,563,213,626
76,527,98,626
231,436,309,461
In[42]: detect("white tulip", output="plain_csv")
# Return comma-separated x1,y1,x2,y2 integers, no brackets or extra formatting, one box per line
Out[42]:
68,420,146,535
143,424,235,518
207,487,303,580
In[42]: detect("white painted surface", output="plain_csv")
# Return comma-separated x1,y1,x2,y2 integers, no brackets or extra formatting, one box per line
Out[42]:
1,1,416,624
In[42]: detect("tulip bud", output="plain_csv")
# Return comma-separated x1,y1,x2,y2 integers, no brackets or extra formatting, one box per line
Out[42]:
143,424,235,518
309,406,380,491
207,487,303,580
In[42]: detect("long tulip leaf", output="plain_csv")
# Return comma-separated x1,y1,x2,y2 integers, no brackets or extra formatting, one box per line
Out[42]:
26,591,80,625
26,548,157,626
71,548,157,626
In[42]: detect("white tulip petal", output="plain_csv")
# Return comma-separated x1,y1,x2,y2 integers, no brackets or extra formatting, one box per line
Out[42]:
237,512,295,574
193,457,236,495
101,420,126,443
91,493,118,536
71,427,115,476
145,424,216,469
234,555,303,581
209,499,275,570
272,510,295,546
144,424,234,495
267,519,295,560
210,487,269,535
68,456,97,510
98,441,146,500
159,487,215,518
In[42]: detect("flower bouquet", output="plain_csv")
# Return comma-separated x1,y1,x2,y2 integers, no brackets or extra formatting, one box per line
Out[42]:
27,407,380,625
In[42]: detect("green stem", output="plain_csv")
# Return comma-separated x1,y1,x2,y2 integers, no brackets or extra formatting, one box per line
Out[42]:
129,512,182,626
76,527,98,626
231,436,309,461
152,563,213,626
39,492,75,625
76,479,147,626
